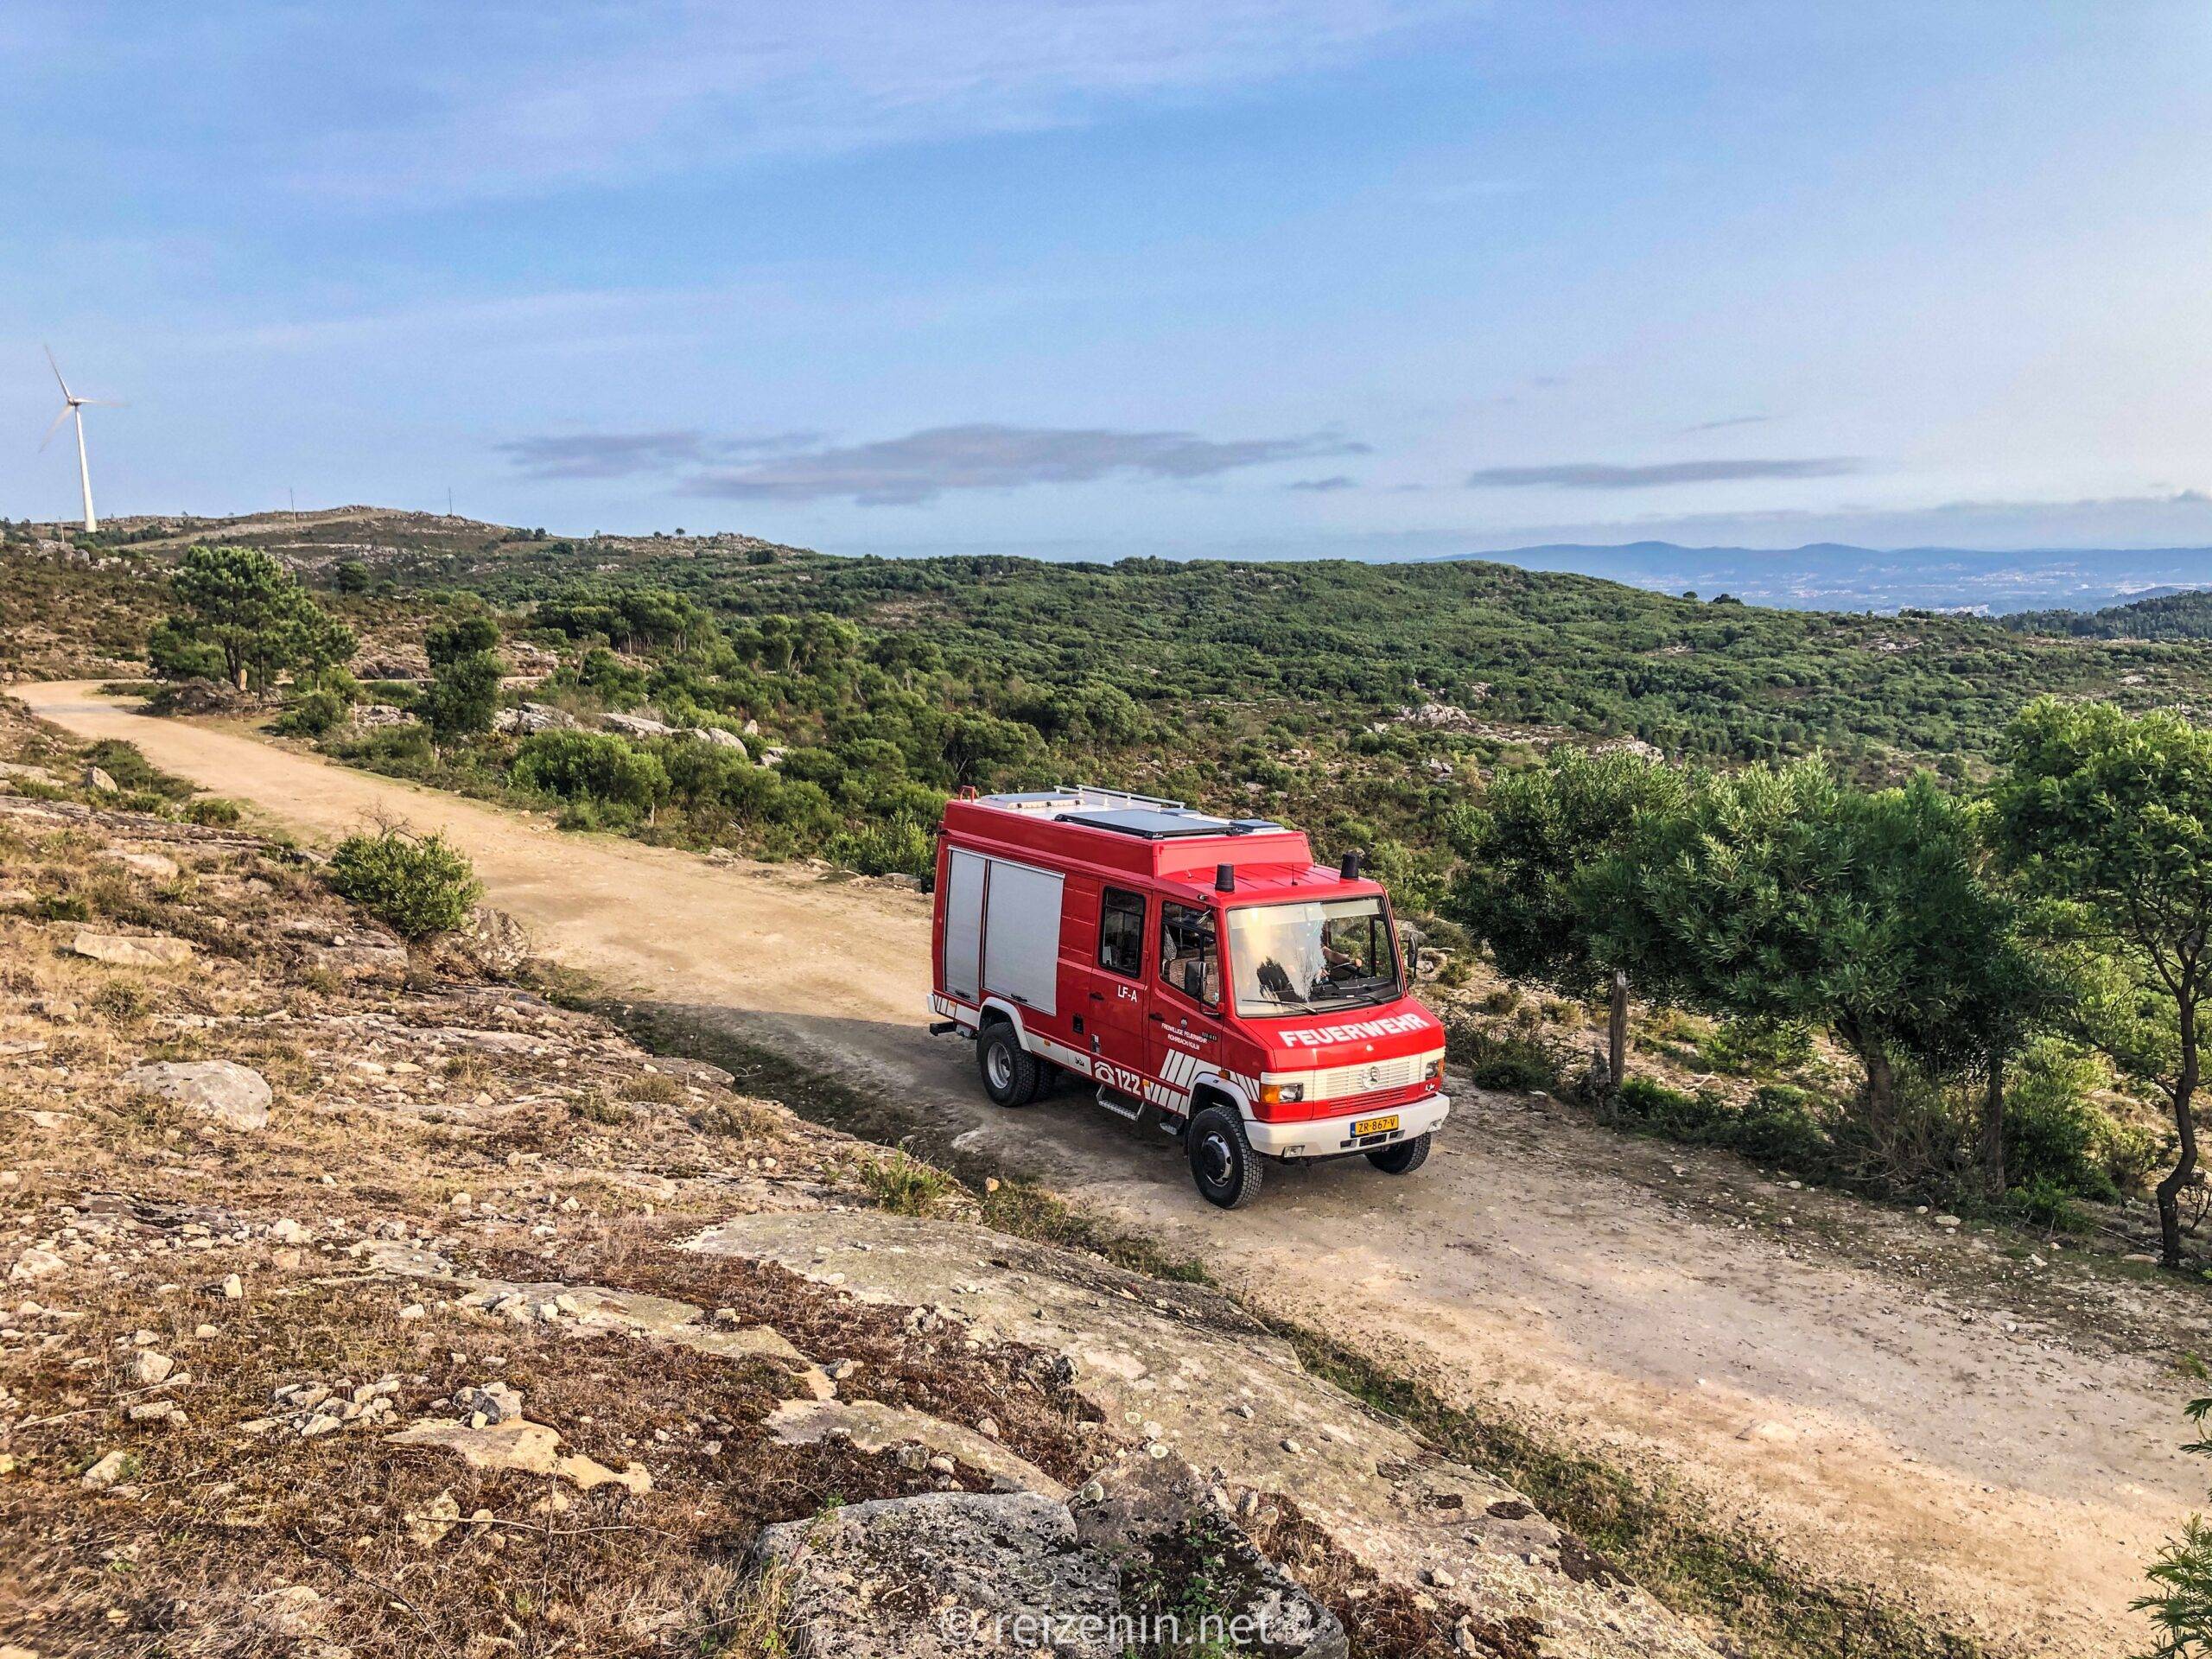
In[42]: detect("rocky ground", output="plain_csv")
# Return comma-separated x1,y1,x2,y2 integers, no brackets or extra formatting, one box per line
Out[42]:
0,699,1713,1656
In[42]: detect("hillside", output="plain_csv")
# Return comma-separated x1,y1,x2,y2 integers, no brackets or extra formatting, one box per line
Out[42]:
0,696,1719,1658
2002,587,2212,639
8,507,2212,907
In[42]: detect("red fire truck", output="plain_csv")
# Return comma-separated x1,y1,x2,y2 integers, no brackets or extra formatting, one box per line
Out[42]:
928,787,1450,1209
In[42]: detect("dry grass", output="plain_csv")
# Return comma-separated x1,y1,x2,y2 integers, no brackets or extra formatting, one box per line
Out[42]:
0,702,1110,1656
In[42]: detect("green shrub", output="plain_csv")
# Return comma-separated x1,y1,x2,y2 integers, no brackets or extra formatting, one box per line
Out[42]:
825,814,935,878
511,730,670,818
1446,1020,1567,1092
325,828,482,939
1696,1018,1815,1078
330,724,435,771
275,688,346,736
1611,1077,1834,1173
2004,1039,2152,1201
184,797,242,825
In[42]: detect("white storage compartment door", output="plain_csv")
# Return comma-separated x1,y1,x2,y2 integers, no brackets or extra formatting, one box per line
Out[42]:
982,858,1063,1016
943,849,987,1002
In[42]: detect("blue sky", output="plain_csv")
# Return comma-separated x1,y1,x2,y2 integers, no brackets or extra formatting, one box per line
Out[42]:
8,2,2212,563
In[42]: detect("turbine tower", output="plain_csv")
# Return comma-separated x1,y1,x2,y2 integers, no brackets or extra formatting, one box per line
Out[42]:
41,346,118,534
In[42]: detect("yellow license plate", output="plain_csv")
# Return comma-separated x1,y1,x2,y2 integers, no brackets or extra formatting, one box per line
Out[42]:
1351,1114,1400,1137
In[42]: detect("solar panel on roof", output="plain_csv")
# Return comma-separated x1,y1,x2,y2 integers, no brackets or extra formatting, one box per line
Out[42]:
1059,808,1235,839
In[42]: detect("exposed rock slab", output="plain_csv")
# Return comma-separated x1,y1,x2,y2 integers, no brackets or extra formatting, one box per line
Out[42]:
385,1416,651,1494
753,1491,1120,1659
690,1211,1715,1658
69,930,194,968
119,1060,272,1131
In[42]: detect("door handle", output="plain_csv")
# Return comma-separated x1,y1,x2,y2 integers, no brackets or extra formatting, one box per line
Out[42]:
1089,990,1104,1001
1147,1012,1166,1023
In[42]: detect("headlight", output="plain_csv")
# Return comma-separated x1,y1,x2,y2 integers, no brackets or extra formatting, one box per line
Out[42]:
1259,1081,1306,1106
1424,1058,1445,1085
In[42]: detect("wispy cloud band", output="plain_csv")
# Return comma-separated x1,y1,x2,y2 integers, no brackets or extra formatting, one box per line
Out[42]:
500,420,1366,505
1465,457,1862,490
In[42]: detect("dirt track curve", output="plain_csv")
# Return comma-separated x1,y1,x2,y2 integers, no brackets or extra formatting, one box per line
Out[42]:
17,681,2202,1656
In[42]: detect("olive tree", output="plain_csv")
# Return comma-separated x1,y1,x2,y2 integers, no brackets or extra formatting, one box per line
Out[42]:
1585,760,2037,1143
1990,698,2212,1268
1443,747,1691,1102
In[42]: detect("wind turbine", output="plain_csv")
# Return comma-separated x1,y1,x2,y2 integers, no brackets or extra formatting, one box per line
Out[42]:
41,346,120,533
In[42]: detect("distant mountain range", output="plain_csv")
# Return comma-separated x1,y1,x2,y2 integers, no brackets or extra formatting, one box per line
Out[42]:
1433,542,2212,614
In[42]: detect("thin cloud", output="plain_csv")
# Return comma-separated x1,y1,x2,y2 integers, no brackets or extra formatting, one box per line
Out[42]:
500,429,821,480
685,423,1369,505
280,3,1456,204
1679,414,1772,435
1466,458,1862,490
1287,474,1357,492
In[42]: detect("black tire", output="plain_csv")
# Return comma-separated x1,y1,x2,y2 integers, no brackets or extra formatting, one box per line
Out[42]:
1187,1105,1264,1210
976,1022,1042,1108
1367,1132,1432,1175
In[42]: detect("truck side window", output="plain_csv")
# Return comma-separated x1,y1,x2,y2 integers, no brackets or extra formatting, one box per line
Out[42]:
1159,901,1222,1010
1098,888,1146,978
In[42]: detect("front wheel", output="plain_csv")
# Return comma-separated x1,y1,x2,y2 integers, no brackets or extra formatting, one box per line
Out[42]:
1367,1132,1431,1175
1188,1106,1264,1210
977,1023,1042,1108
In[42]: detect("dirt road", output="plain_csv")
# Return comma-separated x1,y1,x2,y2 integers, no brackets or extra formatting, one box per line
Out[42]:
18,681,2200,1656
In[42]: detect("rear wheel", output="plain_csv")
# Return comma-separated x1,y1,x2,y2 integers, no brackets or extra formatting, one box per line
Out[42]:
1188,1105,1264,1210
1367,1132,1431,1175
977,1022,1042,1108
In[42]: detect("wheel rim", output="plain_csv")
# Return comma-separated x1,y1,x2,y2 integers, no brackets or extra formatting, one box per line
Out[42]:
1198,1130,1234,1187
986,1043,1013,1091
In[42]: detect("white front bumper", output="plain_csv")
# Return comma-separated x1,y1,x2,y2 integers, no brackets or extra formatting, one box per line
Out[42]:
1244,1090,1451,1159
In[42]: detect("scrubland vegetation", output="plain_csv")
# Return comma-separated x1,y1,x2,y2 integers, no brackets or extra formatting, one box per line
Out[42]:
25,520,2212,1271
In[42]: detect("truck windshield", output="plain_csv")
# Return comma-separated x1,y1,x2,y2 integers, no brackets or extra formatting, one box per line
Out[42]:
1228,898,1402,1019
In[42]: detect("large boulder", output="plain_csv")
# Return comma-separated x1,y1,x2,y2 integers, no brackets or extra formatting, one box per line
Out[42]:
683,726,747,757
494,702,575,735
119,1060,272,1131
69,931,194,968
600,712,674,740
753,1491,1122,1658
1074,1451,1345,1658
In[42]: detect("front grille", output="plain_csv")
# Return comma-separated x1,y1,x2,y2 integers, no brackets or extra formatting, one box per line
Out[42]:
1300,1047,1440,1103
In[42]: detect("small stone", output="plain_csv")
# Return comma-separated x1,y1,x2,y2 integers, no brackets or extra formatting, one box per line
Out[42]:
397,1303,426,1321
1281,1438,1303,1455
1428,1567,1458,1588
10,1248,64,1283
81,1449,132,1487
1934,1214,1961,1229
220,1274,244,1300
302,1414,343,1438
270,1219,310,1244
127,1350,175,1387
194,1324,219,1338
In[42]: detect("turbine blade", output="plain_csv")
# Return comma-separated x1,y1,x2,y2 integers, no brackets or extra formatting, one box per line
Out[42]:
42,344,70,401
78,399,124,408
39,406,70,449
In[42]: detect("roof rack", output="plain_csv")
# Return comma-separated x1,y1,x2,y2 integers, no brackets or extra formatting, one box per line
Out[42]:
978,785,1187,814
973,785,1285,842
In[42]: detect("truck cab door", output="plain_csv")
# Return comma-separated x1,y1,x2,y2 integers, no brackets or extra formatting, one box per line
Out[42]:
1084,886,1151,1096
1149,899,1226,1105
